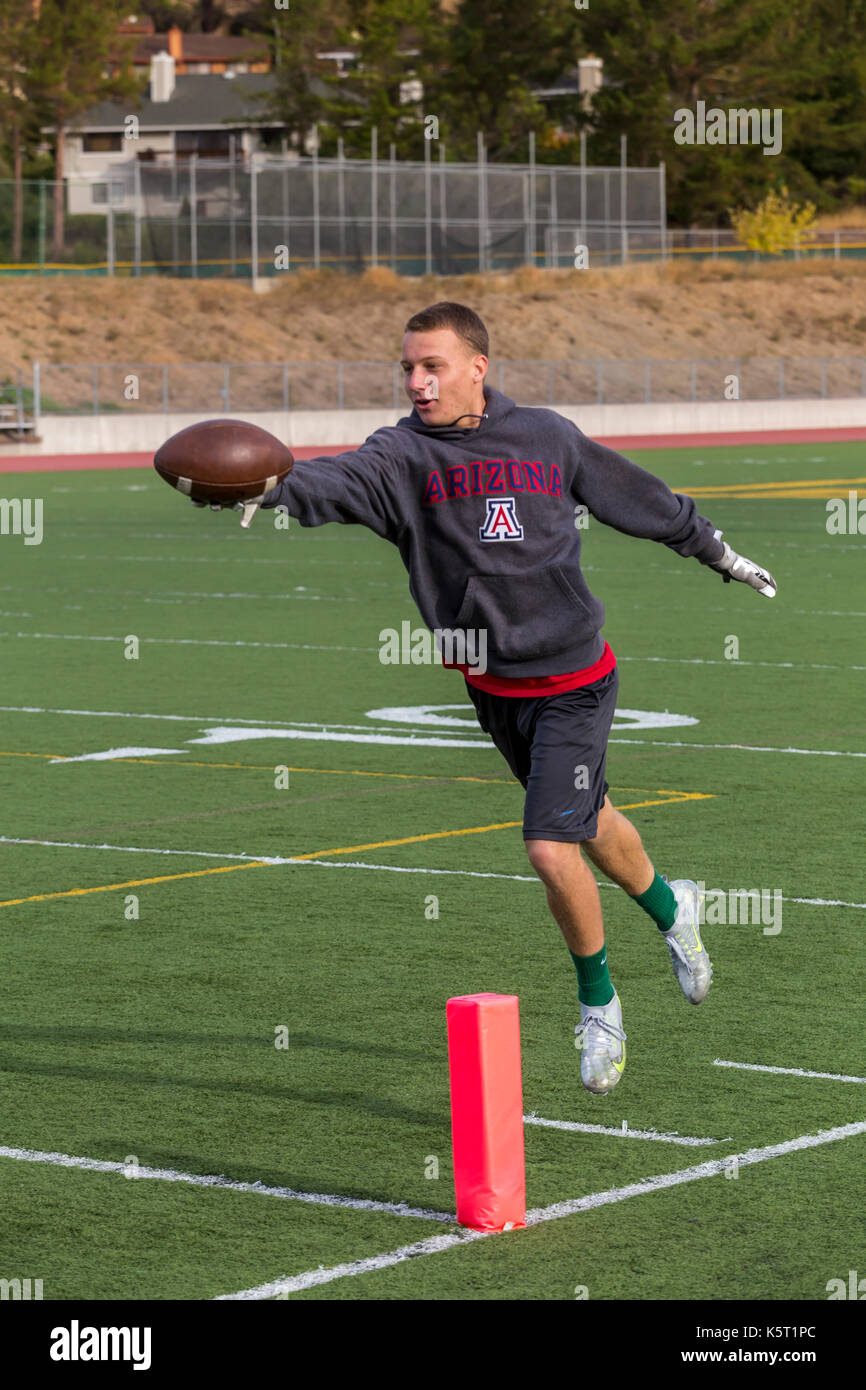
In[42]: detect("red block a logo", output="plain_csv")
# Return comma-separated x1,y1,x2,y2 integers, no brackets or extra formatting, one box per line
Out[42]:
479,496,524,541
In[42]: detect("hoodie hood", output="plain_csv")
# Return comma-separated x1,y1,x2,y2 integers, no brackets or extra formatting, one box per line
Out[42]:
397,384,516,439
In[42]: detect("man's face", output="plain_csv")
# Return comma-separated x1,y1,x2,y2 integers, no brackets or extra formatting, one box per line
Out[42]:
400,327,487,427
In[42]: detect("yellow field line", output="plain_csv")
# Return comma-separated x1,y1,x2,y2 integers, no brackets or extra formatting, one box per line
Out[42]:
0,791,712,907
0,860,269,908
678,488,854,500
0,751,515,784
675,476,866,499
675,476,866,495
277,793,714,861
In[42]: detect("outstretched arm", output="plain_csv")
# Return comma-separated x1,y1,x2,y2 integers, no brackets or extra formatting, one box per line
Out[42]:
572,429,777,596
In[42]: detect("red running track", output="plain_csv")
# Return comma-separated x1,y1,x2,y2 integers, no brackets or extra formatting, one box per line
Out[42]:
1,427,866,474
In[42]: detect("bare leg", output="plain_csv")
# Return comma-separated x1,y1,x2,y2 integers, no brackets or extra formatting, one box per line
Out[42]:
525,796,654,954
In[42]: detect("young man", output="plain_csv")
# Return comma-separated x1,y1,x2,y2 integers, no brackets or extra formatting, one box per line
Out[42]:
212,301,776,1095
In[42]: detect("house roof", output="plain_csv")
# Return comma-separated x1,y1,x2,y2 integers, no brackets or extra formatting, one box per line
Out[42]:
67,73,286,133
132,34,269,64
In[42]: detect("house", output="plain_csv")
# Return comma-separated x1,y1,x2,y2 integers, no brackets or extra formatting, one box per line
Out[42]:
61,53,288,214
117,16,271,76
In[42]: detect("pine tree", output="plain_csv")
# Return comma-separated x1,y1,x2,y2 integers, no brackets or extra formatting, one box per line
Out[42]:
28,0,141,254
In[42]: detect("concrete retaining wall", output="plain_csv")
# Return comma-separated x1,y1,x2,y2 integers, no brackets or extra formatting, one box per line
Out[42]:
9,396,866,455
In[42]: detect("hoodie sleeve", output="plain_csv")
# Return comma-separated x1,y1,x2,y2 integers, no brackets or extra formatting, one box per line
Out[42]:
569,425,725,565
261,432,406,544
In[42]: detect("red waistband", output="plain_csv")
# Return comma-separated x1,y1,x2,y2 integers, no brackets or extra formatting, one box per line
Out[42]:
446,641,616,697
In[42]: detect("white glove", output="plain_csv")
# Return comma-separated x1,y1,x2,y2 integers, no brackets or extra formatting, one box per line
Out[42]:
190,497,263,529
710,541,777,598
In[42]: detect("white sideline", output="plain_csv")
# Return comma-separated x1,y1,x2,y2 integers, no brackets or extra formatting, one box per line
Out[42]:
714,1059,866,1084
0,1145,455,1223
215,1119,866,1299
3,836,866,911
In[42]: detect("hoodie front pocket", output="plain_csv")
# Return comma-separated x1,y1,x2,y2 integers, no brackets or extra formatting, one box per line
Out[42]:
453,566,601,662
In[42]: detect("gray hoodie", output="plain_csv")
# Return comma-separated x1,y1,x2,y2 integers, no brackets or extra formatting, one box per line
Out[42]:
262,384,725,678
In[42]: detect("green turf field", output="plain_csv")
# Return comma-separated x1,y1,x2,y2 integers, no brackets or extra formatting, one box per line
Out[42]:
0,440,864,1301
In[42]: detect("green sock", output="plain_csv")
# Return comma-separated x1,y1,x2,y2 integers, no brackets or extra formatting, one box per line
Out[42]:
570,944,614,1007
631,871,678,932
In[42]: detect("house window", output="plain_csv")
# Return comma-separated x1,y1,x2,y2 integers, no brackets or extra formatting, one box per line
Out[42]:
92,181,125,205
175,130,232,159
83,132,123,152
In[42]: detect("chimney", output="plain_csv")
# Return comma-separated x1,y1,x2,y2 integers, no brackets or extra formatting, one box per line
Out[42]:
150,51,176,103
167,25,183,61
577,56,603,109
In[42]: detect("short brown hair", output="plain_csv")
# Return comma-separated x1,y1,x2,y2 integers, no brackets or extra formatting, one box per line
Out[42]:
404,301,489,358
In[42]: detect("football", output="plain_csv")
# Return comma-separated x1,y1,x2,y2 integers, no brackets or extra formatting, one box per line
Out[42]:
153,419,294,505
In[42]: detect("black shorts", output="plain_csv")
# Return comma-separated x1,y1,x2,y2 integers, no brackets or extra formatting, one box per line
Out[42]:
465,666,619,842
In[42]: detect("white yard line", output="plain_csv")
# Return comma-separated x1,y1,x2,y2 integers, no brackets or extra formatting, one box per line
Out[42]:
216,1119,866,1299
0,631,374,653
4,836,866,910
3,632,866,672
609,738,866,758
2,701,865,757
523,1115,730,1145
0,1145,455,1223
714,1059,866,1084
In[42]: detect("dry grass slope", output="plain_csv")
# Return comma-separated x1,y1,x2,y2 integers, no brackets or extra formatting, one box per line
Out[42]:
2,259,865,370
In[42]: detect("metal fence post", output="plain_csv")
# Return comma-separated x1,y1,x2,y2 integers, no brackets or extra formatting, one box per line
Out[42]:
107,204,115,276
190,153,198,278
371,126,378,267
38,180,45,273
424,132,432,274
529,130,536,267
550,164,558,268
337,136,346,270
390,142,397,272
658,160,666,263
312,126,320,270
229,135,237,276
250,152,258,284
579,130,587,259
440,142,447,269
171,160,179,275
620,134,628,266
133,157,141,276
477,131,485,273
281,148,290,273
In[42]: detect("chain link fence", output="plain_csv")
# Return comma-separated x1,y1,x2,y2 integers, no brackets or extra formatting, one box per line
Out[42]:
28,356,866,416
1,152,667,277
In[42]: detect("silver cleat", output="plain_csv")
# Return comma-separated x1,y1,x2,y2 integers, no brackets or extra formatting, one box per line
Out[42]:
574,991,627,1094
663,879,713,1003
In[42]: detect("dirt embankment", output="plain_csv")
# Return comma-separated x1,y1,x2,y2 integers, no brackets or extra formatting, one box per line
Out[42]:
2,259,865,371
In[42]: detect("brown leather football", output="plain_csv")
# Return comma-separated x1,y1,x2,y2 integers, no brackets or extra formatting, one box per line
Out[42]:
153,419,294,505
